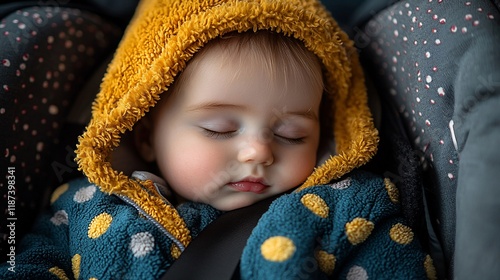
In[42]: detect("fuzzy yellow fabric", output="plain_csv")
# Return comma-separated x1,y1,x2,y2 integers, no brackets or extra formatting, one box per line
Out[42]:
75,0,379,248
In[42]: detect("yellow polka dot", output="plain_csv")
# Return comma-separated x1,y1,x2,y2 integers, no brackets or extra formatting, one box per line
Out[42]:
261,236,296,262
424,255,437,280
170,243,182,259
300,193,329,218
88,212,113,239
48,266,69,280
389,223,414,245
51,183,69,204
315,250,336,275
345,217,374,245
89,278,98,280
384,178,399,203
72,254,81,279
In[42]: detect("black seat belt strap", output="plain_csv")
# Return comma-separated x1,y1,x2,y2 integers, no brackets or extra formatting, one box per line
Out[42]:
161,195,276,280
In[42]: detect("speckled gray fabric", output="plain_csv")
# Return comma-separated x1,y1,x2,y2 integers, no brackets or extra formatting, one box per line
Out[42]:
357,0,500,278
0,6,121,262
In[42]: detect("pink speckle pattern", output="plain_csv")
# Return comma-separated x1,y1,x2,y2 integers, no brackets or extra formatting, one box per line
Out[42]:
365,0,498,184
0,5,120,233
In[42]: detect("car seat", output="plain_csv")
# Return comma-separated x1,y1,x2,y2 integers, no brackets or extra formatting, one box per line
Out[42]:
345,0,500,279
1,1,499,279
0,0,128,263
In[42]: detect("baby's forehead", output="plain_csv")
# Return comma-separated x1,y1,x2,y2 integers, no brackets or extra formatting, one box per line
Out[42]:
150,31,325,118
183,32,323,91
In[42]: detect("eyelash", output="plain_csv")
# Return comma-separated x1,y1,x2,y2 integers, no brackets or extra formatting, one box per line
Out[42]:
275,135,305,145
202,128,236,139
201,128,305,144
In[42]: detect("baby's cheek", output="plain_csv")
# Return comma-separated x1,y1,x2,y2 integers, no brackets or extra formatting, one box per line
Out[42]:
166,147,229,201
283,155,317,187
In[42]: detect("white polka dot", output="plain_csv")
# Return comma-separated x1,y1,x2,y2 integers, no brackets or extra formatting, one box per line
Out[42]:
50,210,69,226
437,87,445,96
346,265,368,280
426,75,433,83
48,105,59,115
425,51,431,58
130,232,155,257
73,185,97,203
329,178,352,190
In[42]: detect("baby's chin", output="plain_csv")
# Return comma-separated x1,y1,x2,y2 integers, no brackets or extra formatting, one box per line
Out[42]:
206,193,270,211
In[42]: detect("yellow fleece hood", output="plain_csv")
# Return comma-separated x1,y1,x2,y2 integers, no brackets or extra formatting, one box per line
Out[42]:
75,0,379,248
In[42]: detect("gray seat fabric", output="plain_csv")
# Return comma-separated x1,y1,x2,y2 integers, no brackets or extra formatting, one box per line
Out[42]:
0,5,122,262
355,0,500,278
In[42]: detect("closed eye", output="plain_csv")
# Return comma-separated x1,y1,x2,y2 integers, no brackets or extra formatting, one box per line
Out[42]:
274,134,305,145
201,128,236,139
201,128,305,144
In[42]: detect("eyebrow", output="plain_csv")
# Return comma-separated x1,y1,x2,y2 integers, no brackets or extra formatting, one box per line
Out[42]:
283,108,319,121
187,102,318,121
186,102,247,112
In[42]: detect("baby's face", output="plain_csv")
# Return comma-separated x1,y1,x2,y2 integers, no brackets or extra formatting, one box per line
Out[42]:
150,46,322,211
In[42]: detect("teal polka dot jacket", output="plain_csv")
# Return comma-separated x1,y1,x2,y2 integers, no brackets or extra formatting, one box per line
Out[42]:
0,171,434,279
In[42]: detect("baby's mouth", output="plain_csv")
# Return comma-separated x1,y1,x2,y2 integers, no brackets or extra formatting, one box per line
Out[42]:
228,177,270,194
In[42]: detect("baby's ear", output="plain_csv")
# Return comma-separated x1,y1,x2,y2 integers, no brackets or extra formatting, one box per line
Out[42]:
134,117,156,162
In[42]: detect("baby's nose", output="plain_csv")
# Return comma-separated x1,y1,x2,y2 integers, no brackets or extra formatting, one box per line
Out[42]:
237,134,274,166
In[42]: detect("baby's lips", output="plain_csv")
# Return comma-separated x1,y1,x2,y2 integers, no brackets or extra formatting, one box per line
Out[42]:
228,180,269,194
